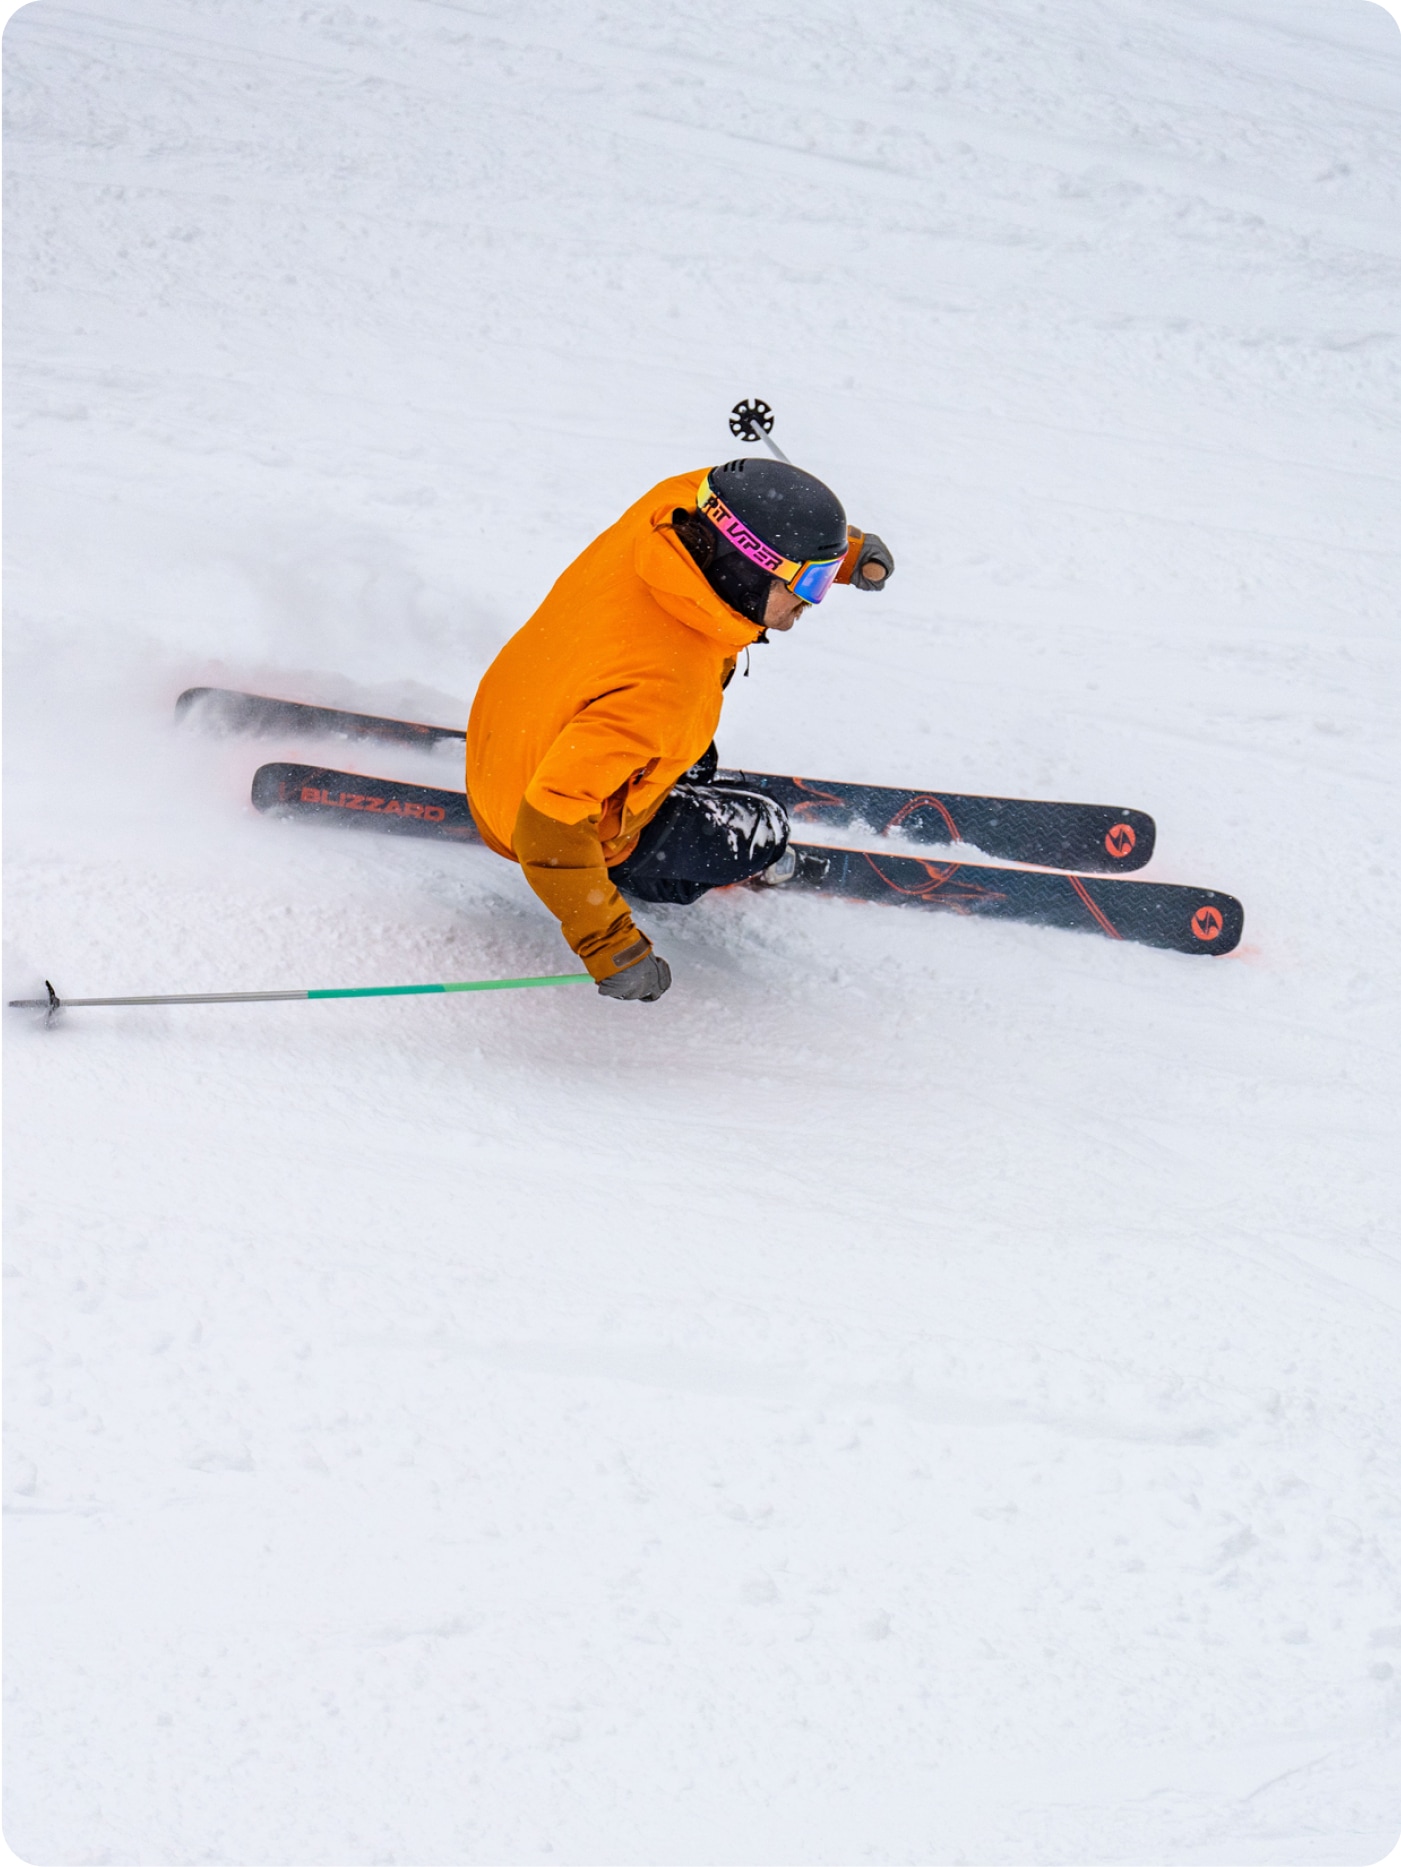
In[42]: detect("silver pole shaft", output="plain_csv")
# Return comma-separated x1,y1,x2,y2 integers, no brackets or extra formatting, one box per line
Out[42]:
753,426,791,465
8,973,590,1015
9,990,309,1008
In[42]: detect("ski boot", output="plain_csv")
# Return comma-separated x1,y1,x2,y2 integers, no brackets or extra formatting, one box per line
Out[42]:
752,846,830,888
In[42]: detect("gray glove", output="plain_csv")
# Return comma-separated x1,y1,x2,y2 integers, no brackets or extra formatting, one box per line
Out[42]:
852,533,894,591
597,950,672,1002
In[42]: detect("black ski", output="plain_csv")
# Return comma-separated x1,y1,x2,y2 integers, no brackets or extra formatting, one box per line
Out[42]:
709,770,1153,874
251,762,483,841
182,686,1154,873
249,763,1242,957
791,845,1242,955
178,685,466,753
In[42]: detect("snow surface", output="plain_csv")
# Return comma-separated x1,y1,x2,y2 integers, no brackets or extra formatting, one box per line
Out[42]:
5,0,1401,1860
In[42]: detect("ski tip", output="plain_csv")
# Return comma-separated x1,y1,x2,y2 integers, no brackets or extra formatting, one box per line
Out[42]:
1187,894,1244,954
1101,810,1156,870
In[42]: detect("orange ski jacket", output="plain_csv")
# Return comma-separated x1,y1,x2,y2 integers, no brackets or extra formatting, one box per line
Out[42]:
466,469,872,980
466,470,764,979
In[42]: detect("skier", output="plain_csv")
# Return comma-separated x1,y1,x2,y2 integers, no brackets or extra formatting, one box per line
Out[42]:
466,458,894,1002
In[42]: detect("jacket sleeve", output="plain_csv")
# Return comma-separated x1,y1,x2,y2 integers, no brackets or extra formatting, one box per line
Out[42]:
523,689,664,826
513,798,654,982
835,528,865,585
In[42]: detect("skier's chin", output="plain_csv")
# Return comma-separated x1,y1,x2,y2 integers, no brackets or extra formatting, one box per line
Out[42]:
763,589,806,632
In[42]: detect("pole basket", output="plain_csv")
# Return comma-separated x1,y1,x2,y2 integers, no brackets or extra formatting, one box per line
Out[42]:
729,399,774,443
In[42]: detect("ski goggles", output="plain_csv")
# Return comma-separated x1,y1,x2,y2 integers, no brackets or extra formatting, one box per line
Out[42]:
696,474,845,605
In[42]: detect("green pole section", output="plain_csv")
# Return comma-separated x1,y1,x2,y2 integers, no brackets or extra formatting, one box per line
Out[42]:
308,974,591,1001
10,973,592,1013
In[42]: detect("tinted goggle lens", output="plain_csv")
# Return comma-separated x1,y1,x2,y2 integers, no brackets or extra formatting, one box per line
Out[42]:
789,556,843,605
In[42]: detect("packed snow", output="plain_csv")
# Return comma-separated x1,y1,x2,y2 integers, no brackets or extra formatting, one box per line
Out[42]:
5,0,1401,1859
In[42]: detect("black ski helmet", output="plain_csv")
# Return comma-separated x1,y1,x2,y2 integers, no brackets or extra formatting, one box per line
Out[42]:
703,457,847,566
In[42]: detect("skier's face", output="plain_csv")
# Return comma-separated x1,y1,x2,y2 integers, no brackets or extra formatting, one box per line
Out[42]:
763,580,806,632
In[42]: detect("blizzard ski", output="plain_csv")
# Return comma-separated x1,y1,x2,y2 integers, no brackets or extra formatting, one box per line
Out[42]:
249,762,1242,957
178,685,466,753
180,685,1155,873
252,762,483,841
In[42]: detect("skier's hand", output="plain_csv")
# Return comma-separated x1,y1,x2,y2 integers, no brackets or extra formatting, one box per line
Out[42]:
597,948,672,1002
851,533,894,590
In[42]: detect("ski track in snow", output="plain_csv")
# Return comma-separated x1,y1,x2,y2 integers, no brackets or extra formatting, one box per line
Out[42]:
4,0,1400,1860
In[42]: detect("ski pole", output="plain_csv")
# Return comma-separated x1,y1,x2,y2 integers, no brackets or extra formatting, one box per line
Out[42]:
729,398,792,464
727,397,891,591
10,972,591,1021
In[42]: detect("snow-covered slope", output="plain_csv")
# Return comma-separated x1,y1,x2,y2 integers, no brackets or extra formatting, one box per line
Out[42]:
5,1,1401,1859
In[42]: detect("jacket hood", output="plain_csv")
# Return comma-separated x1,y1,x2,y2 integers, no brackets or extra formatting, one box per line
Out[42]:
634,484,765,652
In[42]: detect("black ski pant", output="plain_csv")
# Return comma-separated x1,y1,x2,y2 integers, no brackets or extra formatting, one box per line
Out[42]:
610,783,789,906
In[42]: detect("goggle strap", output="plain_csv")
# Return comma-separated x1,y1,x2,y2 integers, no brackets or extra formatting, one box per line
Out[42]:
697,475,842,601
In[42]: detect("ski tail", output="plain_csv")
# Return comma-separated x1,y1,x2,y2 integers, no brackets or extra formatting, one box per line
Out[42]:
251,762,481,841
177,686,465,750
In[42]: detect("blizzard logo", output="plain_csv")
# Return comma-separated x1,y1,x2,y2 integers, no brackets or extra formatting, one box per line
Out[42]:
298,784,445,822
1190,904,1224,941
1104,822,1137,858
